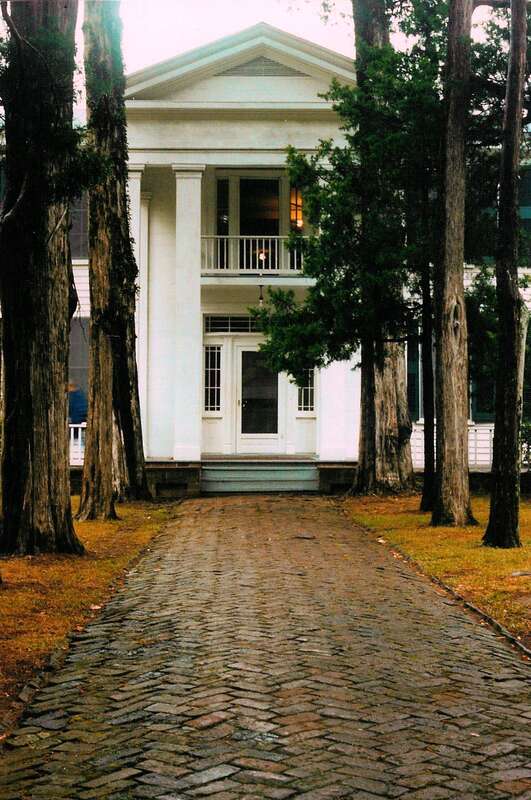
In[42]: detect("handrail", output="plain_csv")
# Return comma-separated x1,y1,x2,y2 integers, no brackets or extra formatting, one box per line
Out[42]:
411,422,495,469
201,235,306,272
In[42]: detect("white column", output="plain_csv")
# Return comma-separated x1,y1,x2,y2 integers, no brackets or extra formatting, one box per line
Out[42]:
127,164,149,448
138,192,151,446
173,164,205,462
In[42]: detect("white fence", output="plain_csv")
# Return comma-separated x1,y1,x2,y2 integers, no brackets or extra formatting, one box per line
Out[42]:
70,421,497,469
69,423,86,466
411,422,494,469
201,236,305,273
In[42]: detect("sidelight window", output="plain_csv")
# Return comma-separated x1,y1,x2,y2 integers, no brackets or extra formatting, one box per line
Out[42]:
297,368,315,413
204,345,222,412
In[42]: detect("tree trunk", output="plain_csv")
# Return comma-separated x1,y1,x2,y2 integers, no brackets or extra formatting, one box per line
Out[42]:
112,414,129,502
420,265,436,511
483,0,528,548
352,0,414,494
77,313,117,520
0,0,83,554
431,0,476,526
357,339,414,492
83,0,150,505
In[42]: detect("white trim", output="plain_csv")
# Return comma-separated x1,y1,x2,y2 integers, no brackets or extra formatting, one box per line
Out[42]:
128,151,321,168
125,23,355,98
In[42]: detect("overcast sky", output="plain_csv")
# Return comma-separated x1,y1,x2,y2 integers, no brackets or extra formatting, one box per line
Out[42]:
116,0,355,74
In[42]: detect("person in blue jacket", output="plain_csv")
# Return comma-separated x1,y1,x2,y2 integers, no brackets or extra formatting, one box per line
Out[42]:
68,381,88,424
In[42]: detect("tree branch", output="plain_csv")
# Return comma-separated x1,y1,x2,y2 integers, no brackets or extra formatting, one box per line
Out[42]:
0,173,28,230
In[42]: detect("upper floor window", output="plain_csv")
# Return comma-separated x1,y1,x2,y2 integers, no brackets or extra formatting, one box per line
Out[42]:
70,194,88,260
290,186,303,232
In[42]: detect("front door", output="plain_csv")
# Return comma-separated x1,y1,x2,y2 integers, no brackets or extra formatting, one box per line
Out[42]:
236,346,281,453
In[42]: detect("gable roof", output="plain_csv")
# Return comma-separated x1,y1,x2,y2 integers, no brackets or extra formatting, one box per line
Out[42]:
125,23,355,101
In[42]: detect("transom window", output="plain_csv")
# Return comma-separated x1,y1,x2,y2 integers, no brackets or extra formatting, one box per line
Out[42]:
297,368,315,412
204,345,221,412
204,315,262,334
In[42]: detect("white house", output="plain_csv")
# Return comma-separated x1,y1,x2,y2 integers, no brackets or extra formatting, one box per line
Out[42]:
69,23,525,490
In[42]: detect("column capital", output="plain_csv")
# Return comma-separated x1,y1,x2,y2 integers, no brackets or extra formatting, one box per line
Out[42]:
128,163,145,176
172,163,206,180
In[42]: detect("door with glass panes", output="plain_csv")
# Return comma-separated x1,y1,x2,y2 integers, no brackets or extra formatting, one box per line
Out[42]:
235,343,283,453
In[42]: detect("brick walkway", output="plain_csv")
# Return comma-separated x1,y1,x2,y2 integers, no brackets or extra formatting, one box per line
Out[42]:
0,496,530,800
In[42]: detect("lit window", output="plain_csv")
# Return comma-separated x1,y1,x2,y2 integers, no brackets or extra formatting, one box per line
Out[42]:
290,186,303,231
298,368,315,412
204,345,221,412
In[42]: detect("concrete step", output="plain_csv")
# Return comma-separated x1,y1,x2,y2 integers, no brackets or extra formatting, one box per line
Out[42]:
201,461,319,494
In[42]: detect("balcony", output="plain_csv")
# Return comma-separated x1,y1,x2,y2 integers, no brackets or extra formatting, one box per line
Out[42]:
201,235,306,274
69,423,86,466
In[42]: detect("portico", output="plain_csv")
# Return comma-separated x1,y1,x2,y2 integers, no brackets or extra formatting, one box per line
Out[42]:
124,23,360,465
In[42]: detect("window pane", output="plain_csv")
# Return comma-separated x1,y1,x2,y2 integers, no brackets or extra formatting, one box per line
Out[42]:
70,194,88,259
298,368,315,412
204,345,222,412
69,317,89,398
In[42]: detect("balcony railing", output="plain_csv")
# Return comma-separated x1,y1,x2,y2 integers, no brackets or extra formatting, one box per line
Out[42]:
69,423,86,466
201,235,306,273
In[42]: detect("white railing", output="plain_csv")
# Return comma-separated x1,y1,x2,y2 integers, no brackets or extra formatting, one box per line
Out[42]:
69,423,86,466
201,235,306,273
411,422,495,469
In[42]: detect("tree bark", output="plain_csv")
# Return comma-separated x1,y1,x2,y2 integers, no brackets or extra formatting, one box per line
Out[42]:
357,339,415,492
483,0,528,548
352,0,415,494
432,0,476,526
420,264,436,511
82,0,150,507
0,0,83,554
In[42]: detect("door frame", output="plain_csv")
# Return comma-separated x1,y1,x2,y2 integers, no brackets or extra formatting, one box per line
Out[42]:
234,341,286,454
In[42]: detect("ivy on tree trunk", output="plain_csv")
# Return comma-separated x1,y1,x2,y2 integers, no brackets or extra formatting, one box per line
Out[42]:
483,0,529,548
79,0,149,520
0,0,84,554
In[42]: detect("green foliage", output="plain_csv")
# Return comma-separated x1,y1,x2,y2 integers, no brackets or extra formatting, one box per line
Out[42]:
467,266,531,421
0,18,100,217
255,0,526,388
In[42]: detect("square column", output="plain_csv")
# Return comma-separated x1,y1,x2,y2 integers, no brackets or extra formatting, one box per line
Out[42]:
173,165,205,462
127,164,148,438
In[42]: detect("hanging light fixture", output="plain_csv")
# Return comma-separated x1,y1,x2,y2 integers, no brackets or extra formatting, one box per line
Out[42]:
258,284,264,307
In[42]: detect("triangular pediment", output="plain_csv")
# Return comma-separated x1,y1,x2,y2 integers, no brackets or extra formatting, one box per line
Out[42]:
125,23,355,103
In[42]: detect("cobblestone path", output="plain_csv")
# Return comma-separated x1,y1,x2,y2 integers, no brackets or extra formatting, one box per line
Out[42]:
0,495,530,800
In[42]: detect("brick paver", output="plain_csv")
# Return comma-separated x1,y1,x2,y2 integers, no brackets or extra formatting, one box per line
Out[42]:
0,495,530,799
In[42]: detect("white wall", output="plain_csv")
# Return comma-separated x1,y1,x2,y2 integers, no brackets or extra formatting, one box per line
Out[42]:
317,357,360,461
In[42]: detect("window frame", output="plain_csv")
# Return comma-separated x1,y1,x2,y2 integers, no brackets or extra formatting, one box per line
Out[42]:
296,368,317,418
203,343,223,418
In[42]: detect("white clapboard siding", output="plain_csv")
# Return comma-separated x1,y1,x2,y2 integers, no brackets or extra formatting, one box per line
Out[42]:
73,262,90,317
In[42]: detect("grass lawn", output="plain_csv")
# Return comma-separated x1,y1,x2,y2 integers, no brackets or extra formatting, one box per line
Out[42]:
0,499,175,736
344,494,531,652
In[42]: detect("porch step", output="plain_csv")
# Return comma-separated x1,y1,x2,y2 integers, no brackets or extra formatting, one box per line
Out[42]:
201,461,319,494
